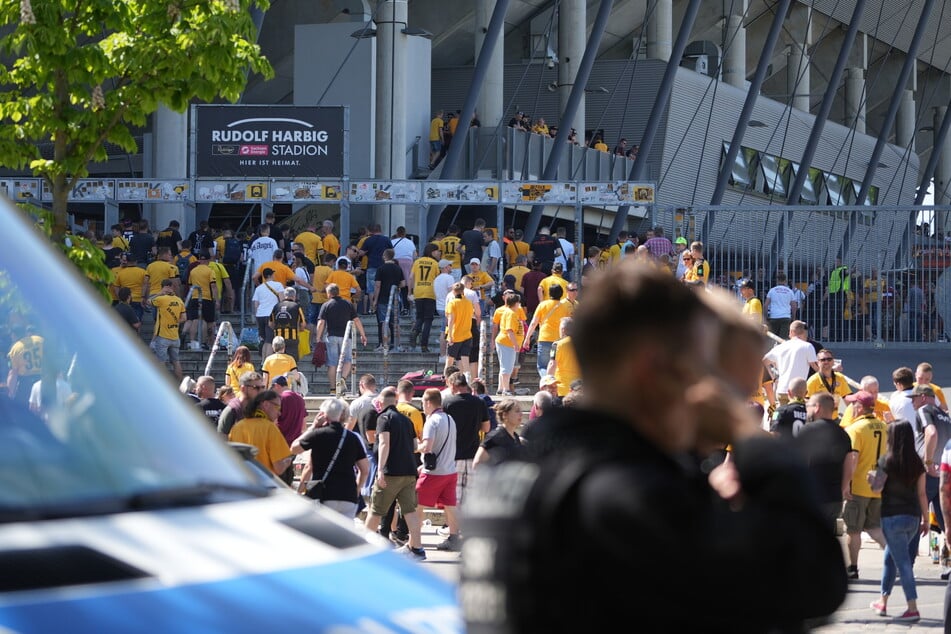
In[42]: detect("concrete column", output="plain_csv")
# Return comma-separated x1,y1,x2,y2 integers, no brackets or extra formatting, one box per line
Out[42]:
375,0,407,230
786,4,812,113
476,0,504,131
788,45,811,112
723,13,746,88
896,89,916,151
150,106,190,233
844,67,866,133
646,0,672,62
559,0,585,136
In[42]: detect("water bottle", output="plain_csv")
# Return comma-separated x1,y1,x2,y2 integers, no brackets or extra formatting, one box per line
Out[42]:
931,532,940,563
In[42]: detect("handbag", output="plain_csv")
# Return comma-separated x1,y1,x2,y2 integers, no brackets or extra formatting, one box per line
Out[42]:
423,417,452,471
305,426,348,501
311,341,327,367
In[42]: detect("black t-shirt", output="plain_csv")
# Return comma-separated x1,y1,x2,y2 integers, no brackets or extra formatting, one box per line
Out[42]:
298,422,367,503
461,229,484,264
479,427,523,465
114,303,139,329
195,397,227,429
770,401,807,438
188,230,213,255
795,418,853,505
317,297,357,337
358,407,380,453
375,261,404,303
155,227,182,252
376,405,418,476
272,300,302,340
129,232,155,264
529,235,557,268
443,392,490,460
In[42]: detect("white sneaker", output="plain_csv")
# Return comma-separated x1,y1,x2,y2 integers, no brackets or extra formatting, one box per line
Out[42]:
188,341,201,351
436,525,450,537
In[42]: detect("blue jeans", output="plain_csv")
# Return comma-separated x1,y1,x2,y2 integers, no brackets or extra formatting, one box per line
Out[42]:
882,514,920,601
536,340,553,375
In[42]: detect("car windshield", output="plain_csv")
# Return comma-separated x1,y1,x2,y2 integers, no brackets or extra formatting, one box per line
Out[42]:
0,209,260,520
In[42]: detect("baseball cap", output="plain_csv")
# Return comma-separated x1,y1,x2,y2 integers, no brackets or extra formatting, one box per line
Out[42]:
675,237,688,245
271,376,288,387
539,375,558,387
738,278,755,290
844,390,875,408
438,259,452,268
469,258,481,266
913,384,936,397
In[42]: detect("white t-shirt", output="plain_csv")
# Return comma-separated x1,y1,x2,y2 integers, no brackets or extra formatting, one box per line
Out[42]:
391,236,416,261
766,285,796,319
434,272,454,312
252,280,284,317
763,337,817,394
889,389,916,424
247,236,278,275
483,240,502,273
555,238,575,271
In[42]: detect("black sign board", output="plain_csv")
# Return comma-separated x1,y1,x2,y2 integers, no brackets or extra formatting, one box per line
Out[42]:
193,105,345,178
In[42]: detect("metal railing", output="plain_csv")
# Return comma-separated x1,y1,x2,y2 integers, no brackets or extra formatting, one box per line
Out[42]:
631,205,951,345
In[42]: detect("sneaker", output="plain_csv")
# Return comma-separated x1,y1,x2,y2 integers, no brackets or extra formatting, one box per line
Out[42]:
846,565,858,579
511,378,520,385
395,545,426,561
436,534,462,551
869,601,887,617
388,532,407,548
895,610,920,623
421,346,431,354
436,525,451,537
374,345,388,352
201,343,210,351
942,567,951,581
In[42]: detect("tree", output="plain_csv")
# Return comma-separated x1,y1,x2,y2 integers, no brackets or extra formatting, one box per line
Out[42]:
0,0,273,241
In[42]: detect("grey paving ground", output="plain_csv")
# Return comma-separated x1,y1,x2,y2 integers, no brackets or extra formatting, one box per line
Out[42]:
817,535,949,631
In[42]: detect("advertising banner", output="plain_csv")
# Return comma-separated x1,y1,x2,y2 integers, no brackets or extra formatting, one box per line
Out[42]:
194,181,268,202
41,179,114,202
270,181,343,203
576,182,653,204
193,105,346,178
0,178,40,202
349,181,421,203
116,180,189,202
422,182,499,204
501,181,576,204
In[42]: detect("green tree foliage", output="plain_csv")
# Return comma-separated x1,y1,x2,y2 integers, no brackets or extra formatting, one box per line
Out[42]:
0,0,273,242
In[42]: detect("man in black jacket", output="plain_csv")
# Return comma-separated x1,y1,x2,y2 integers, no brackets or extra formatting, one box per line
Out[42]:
460,260,847,633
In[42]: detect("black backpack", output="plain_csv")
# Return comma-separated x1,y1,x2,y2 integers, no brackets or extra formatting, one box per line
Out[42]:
223,237,242,265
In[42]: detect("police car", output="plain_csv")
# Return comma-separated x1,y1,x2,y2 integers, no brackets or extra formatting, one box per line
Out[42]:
0,207,461,633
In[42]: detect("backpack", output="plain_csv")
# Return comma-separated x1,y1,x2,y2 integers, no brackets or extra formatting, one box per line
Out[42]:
176,253,192,282
223,237,242,265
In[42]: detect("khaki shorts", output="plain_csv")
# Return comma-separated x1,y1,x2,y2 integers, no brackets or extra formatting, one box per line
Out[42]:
842,495,882,533
368,474,418,517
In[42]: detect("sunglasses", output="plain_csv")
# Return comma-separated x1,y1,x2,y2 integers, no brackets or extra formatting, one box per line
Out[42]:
248,384,266,390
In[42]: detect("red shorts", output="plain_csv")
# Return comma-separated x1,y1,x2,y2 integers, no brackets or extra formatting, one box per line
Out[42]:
415,471,458,508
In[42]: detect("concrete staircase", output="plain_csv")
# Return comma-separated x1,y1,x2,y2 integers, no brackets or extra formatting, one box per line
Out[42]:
138,309,544,406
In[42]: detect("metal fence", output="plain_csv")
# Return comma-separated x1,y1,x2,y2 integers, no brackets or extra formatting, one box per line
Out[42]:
628,204,951,345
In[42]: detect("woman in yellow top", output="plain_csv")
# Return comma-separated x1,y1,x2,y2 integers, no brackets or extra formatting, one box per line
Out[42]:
228,390,292,476
682,241,709,286
225,346,255,388
494,293,525,396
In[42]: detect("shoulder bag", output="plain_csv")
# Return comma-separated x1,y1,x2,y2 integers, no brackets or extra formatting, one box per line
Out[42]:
305,427,348,501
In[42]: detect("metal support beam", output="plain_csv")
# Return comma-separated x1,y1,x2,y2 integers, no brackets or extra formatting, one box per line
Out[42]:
915,103,951,205
523,0,613,242
607,0,703,243
425,0,510,242
856,0,934,205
